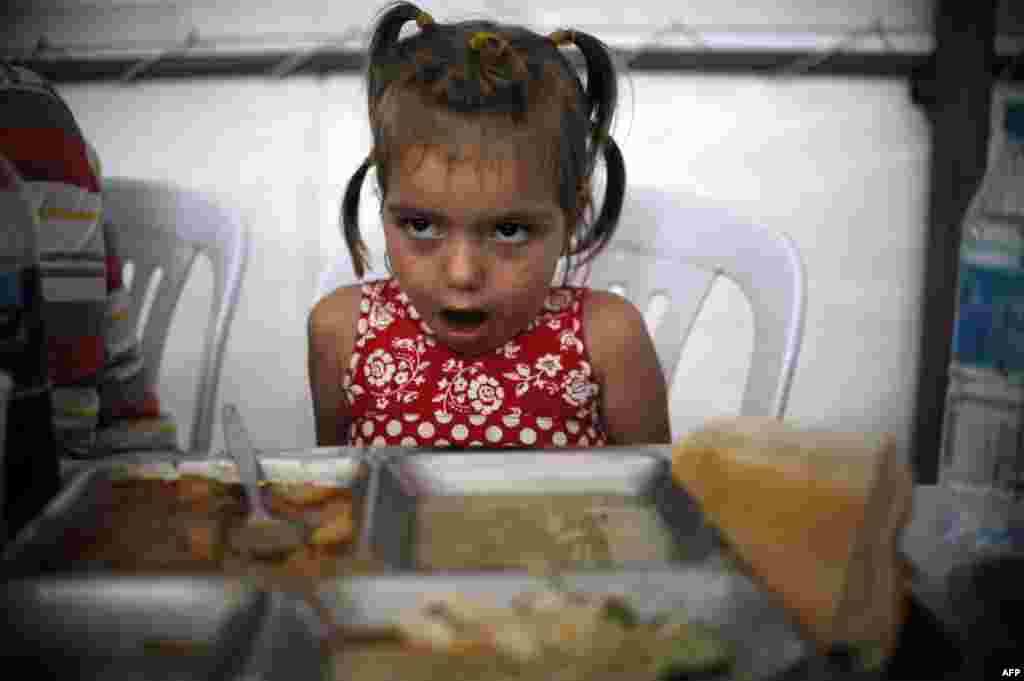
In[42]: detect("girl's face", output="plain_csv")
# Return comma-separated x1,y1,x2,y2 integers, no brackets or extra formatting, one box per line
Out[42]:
383,145,568,357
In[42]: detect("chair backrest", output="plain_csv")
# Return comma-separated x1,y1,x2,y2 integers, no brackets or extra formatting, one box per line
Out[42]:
101,178,249,453
582,186,805,419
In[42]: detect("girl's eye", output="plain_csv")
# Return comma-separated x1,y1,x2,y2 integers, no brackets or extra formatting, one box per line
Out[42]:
493,223,531,244
399,217,443,240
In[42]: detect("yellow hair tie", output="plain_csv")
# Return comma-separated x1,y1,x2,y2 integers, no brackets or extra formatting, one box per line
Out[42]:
415,11,434,29
469,31,501,51
548,30,574,47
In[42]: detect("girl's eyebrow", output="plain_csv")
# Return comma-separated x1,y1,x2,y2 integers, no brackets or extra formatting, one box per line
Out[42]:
386,201,559,224
385,203,448,223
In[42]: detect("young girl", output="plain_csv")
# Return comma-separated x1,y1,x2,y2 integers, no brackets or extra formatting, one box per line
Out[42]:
309,2,669,448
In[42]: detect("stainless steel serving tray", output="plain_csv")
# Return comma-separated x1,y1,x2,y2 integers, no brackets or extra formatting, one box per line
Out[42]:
0,575,324,681
370,448,722,571
1,448,372,579
0,575,254,679
310,566,813,681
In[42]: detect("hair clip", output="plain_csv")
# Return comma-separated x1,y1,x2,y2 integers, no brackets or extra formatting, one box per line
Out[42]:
415,11,434,29
469,31,502,52
548,30,574,47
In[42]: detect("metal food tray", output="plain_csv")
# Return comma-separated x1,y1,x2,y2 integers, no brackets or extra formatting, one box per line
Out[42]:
1,449,372,579
310,566,814,681
0,575,252,679
370,449,722,571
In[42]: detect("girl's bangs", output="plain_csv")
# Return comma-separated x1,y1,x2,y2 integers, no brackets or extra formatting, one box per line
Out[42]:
373,83,567,191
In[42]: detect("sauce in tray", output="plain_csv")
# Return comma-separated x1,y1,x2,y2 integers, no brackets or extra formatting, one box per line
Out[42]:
415,493,677,570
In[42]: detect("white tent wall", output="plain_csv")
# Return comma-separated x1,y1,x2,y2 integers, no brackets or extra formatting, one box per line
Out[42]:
3,2,937,53
9,1,1014,457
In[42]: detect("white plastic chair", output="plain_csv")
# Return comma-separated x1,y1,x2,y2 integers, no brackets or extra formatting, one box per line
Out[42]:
102,178,249,454
583,185,805,418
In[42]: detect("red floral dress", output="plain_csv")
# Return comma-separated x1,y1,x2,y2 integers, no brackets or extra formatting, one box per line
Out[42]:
343,279,607,449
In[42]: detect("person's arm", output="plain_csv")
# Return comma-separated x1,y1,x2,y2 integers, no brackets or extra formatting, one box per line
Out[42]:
583,289,671,445
307,285,361,447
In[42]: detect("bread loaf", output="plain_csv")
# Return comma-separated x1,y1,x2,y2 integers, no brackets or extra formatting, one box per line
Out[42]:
671,416,914,665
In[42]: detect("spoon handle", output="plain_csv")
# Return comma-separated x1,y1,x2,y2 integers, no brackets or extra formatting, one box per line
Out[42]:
223,404,271,520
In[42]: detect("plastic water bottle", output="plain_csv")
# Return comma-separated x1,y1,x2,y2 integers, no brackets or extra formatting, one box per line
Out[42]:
940,94,1024,591
952,95,1024,384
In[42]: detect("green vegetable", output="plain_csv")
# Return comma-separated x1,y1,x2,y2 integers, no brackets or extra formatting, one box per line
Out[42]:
829,641,886,673
602,597,639,628
855,642,886,672
656,623,734,679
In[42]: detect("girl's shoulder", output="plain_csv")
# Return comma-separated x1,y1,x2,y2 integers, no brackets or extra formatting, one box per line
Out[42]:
309,283,363,333
309,278,395,329
577,287,649,369
569,286,642,321
307,283,370,366
544,285,644,337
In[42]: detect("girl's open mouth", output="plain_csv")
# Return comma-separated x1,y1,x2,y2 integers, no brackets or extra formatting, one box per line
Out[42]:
440,308,488,331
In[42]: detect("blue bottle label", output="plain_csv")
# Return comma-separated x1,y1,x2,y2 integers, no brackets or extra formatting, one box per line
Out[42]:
0,269,23,308
954,259,1024,380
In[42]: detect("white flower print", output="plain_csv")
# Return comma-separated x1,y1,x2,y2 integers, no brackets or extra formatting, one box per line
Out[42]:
368,301,395,329
534,354,562,377
364,349,396,388
546,318,562,331
468,374,504,415
503,355,562,398
557,318,583,354
356,282,406,349
343,352,363,404
562,361,599,407
344,382,364,405
433,359,504,419
497,341,521,359
356,334,431,409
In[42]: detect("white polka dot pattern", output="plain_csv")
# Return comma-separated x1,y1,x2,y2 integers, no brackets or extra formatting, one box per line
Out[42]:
346,279,607,449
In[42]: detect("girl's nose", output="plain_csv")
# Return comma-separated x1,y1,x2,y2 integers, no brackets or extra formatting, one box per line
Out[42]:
444,237,485,290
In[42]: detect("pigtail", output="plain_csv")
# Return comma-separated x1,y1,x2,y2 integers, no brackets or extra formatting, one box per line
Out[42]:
549,29,618,172
367,2,436,107
575,135,625,268
351,2,436,279
549,28,622,273
342,156,374,279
